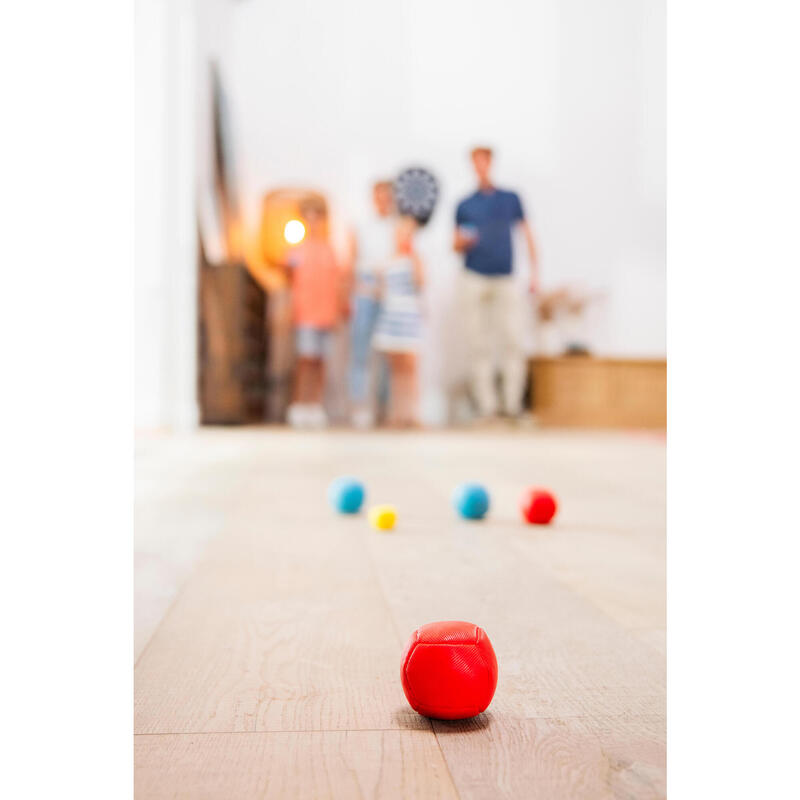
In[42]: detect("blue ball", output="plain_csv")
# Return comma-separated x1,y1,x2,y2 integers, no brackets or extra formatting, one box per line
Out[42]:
453,483,490,520
328,477,365,514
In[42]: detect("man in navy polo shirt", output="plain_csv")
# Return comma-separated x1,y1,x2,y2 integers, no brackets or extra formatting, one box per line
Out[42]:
455,146,540,419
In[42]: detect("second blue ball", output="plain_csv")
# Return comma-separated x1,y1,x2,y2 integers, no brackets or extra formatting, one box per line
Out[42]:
453,483,490,520
328,477,365,514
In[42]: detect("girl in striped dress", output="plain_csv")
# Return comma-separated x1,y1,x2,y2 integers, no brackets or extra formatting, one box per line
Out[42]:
373,216,424,427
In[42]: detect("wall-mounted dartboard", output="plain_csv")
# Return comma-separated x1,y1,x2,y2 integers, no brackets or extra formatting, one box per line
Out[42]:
394,167,439,226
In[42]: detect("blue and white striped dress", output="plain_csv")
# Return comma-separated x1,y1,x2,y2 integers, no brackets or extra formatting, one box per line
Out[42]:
373,256,422,353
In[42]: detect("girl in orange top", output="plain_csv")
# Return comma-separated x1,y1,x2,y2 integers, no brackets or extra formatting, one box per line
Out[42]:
287,198,348,428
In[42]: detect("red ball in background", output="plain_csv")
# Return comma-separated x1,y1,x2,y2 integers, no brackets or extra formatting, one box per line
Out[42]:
401,620,498,720
521,488,558,524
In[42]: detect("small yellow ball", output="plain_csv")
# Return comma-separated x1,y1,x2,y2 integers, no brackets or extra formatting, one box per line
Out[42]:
368,504,397,531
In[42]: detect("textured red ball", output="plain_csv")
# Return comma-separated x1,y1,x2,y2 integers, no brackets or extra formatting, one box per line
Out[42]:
400,620,498,720
521,488,558,524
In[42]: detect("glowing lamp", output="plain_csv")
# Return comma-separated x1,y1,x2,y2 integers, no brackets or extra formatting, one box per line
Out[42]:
284,219,305,245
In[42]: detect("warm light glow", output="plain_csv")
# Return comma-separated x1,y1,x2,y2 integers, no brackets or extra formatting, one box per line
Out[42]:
284,219,305,244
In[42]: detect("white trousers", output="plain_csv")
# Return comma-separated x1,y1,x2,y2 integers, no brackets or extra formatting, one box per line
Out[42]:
462,270,526,417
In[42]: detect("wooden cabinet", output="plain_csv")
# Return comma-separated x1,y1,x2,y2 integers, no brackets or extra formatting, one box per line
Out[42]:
198,259,267,424
532,357,666,429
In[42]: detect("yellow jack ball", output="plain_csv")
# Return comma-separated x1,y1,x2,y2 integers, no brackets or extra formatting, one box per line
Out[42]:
368,504,397,531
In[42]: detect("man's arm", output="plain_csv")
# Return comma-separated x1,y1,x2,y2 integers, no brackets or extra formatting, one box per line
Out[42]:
519,219,540,293
453,201,475,253
453,228,475,253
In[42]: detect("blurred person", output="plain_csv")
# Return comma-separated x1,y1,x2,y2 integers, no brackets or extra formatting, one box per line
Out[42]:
373,216,424,427
348,180,395,428
286,197,347,428
454,147,540,419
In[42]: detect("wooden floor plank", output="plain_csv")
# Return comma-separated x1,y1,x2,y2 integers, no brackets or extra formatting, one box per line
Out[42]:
429,715,665,800
135,429,666,799
135,731,459,800
135,467,424,733
361,487,665,719
353,434,665,797
135,434,265,660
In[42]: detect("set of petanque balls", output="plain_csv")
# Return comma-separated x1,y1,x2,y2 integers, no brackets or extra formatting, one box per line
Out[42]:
328,476,558,720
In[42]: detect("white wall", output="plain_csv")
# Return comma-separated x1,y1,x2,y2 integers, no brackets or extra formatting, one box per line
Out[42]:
135,0,169,430
137,0,665,427
135,0,217,430
219,0,665,416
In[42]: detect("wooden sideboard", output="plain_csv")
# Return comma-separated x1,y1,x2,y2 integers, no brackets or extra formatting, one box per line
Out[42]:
531,357,666,429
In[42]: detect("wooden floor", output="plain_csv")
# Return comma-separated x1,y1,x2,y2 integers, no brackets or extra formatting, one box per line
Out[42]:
135,428,666,799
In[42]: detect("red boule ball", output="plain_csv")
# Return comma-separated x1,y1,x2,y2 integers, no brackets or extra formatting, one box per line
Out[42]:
521,488,558,524
400,620,498,720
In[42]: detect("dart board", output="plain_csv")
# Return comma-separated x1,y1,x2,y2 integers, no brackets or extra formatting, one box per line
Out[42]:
394,167,439,226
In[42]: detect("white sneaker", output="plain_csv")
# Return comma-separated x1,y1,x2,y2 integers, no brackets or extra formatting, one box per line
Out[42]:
287,403,310,428
351,407,374,430
306,404,328,429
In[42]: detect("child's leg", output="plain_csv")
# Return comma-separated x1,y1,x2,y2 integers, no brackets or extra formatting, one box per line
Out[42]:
293,358,313,403
308,329,333,408
407,353,419,424
307,357,325,405
385,353,400,427
397,353,418,425
387,352,417,426
293,327,313,405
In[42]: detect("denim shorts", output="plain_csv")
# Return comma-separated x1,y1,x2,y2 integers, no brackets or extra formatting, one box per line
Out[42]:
295,326,333,358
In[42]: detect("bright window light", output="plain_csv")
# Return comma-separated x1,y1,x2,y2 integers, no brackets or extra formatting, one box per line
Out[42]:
284,219,305,244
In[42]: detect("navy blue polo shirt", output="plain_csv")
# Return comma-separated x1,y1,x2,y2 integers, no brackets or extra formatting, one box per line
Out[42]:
455,188,525,276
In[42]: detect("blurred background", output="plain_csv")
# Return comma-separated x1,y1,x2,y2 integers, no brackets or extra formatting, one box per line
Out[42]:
136,0,665,432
